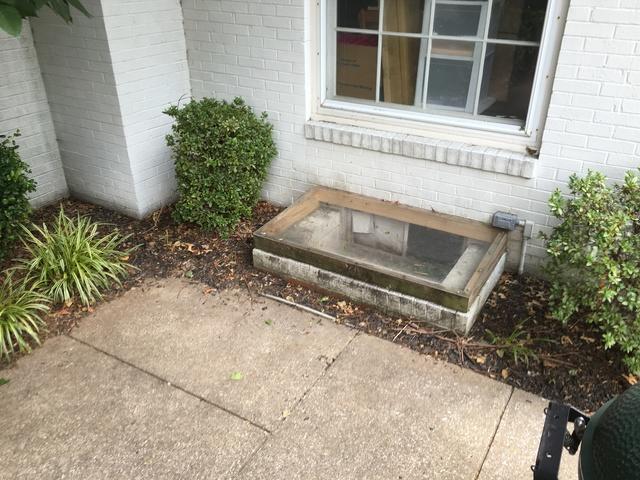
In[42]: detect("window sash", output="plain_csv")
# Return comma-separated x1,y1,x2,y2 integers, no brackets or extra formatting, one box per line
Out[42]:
323,0,553,134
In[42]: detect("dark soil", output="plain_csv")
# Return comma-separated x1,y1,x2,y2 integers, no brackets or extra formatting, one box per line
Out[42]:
1,198,634,411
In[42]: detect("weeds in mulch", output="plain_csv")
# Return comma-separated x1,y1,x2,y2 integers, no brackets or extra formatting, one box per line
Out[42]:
485,321,552,367
0,198,634,411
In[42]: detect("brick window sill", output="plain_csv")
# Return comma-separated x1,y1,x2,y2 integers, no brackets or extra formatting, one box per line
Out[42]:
304,120,536,179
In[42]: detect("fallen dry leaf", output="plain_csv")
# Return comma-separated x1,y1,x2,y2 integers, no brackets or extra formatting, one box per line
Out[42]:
501,368,510,379
336,300,355,315
623,374,638,385
475,355,486,365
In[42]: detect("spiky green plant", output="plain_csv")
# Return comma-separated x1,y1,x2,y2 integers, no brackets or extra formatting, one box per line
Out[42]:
485,321,553,367
0,272,49,359
18,209,134,307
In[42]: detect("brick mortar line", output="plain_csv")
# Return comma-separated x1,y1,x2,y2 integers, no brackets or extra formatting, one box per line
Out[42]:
65,333,272,434
473,386,516,480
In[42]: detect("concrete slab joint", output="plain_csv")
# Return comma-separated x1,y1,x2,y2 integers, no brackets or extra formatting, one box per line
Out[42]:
0,279,579,479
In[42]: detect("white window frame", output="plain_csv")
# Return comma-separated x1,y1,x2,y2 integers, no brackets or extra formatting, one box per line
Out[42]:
308,0,569,154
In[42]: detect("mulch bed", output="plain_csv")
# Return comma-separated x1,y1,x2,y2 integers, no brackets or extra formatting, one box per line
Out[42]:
1,198,634,411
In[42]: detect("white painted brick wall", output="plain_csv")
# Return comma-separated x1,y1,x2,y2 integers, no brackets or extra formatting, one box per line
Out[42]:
0,25,67,207
182,0,640,271
31,0,140,216
31,0,190,218
101,0,191,215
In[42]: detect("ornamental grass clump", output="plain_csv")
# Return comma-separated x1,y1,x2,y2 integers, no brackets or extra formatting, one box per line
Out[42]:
0,131,36,261
544,169,640,374
0,272,49,359
18,209,134,307
164,97,277,236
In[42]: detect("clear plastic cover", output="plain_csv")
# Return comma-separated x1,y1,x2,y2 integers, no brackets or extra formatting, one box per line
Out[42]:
279,203,489,289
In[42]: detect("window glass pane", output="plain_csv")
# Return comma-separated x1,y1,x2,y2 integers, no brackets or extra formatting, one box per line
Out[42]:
489,0,548,42
433,1,487,37
478,43,539,120
337,0,380,29
383,0,427,34
427,40,480,110
335,33,379,101
431,38,476,60
380,36,421,105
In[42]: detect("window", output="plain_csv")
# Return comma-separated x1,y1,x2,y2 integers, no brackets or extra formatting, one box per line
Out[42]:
322,0,557,135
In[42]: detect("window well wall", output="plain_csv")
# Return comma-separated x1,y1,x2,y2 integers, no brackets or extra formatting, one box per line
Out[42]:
254,187,507,322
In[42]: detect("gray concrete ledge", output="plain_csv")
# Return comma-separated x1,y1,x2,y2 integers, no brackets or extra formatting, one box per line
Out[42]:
304,120,536,179
253,249,506,333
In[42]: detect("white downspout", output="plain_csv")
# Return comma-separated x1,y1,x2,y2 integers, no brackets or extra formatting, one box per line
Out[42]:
518,220,534,275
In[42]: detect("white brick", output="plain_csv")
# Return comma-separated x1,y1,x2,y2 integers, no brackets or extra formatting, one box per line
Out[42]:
0,26,67,207
31,0,190,217
8,0,639,274
613,126,640,141
616,25,640,40
588,136,636,154
565,22,615,38
591,8,640,25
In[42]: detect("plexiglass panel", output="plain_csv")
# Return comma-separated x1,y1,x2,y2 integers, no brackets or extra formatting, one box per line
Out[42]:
489,0,548,42
433,1,487,37
427,40,478,110
478,43,539,120
380,35,421,105
383,0,427,33
337,0,380,29
335,33,378,100
328,0,548,126
279,203,489,287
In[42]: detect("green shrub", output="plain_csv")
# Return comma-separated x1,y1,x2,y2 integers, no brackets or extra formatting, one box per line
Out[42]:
544,170,640,373
164,97,277,235
0,272,49,359
0,131,36,261
18,209,134,307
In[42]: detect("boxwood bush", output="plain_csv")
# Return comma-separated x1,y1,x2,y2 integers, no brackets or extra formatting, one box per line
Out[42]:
544,170,640,373
164,97,277,235
0,132,36,261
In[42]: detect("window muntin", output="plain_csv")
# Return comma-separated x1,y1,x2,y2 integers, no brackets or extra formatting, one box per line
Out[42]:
327,0,550,128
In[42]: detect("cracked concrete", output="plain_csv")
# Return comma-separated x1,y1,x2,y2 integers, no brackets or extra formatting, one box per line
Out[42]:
0,278,579,479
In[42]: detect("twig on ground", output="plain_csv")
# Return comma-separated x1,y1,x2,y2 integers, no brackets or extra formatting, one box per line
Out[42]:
392,323,408,342
258,292,336,321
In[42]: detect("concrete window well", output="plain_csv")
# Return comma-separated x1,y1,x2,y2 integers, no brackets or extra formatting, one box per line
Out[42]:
253,187,507,333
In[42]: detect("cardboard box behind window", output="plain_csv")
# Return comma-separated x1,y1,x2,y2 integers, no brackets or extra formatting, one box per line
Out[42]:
336,33,378,101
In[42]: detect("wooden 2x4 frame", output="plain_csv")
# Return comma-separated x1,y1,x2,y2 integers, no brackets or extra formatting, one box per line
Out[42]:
254,186,507,312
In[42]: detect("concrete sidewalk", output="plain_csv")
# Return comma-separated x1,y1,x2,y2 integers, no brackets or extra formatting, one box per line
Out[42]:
0,279,578,479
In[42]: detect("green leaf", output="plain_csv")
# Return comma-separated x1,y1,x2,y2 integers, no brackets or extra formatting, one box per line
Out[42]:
164,96,276,236
0,378,9,386
48,0,71,22
230,371,243,381
66,0,91,17
0,4,22,36
1,0,38,17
